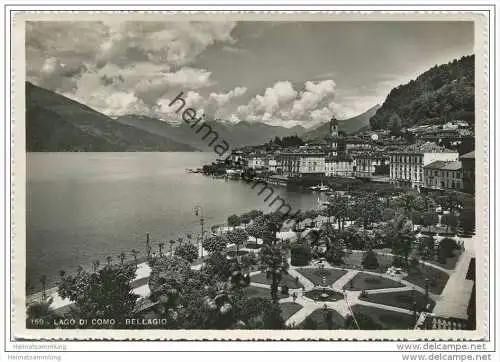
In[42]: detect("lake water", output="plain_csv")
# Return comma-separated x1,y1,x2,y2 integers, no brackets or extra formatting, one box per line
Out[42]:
26,152,318,292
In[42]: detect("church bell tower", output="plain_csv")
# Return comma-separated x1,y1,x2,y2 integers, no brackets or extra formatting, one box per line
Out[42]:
330,117,339,154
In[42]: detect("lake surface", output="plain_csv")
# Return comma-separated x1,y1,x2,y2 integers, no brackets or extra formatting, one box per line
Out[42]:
26,152,318,292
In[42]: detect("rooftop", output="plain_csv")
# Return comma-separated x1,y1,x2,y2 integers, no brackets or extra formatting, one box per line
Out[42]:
392,141,456,154
460,150,475,159
424,160,462,171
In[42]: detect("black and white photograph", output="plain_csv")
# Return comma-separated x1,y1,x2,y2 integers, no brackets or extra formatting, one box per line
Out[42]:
8,10,491,344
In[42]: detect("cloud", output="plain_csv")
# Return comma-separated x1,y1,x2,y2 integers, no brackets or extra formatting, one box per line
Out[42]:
26,21,237,117
290,80,336,117
153,86,247,121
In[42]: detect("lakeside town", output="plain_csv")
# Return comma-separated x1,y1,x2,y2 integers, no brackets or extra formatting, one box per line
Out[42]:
27,115,477,331
22,20,479,334
202,117,474,196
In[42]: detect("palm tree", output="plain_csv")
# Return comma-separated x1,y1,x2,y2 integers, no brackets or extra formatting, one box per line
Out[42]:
259,242,289,302
92,259,100,272
40,275,47,301
158,242,164,256
186,233,193,244
131,249,139,266
169,239,175,254
177,237,183,246
119,251,126,265
106,256,112,266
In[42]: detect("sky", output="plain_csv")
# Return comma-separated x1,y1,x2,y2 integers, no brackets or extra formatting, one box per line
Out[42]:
26,20,474,128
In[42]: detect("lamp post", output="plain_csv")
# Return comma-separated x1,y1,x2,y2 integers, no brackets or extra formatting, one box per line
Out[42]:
424,277,429,311
194,205,205,269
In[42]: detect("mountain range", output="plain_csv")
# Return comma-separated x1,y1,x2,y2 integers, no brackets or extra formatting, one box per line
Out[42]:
26,82,316,152
303,104,381,141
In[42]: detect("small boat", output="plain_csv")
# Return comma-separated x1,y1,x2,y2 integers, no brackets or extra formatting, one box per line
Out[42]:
319,185,330,192
310,185,320,191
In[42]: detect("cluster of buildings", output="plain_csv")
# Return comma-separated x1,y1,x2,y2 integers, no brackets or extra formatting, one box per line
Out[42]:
228,118,475,194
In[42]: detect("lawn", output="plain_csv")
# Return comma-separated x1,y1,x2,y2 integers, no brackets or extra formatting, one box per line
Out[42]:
362,290,436,312
280,302,302,321
404,264,450,294
250,272,304,289
350,304,416,329
295,267,347,286
342,272,405,291
343,251,394,270
243,285,272,300
299,308,345,329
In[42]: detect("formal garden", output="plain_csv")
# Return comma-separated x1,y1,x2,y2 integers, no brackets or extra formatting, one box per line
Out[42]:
26,190,474,330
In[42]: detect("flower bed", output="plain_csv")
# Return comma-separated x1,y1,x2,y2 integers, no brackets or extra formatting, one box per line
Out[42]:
296,267,347,286
304,288,344,302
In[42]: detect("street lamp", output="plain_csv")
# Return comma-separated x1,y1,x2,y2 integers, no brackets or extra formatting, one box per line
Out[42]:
194,205,205,268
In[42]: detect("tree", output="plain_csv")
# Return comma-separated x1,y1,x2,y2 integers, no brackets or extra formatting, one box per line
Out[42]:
227,214,242,228
382,208,396,222
418,236,436,261
240,212,252,226
238,297,284,329
421,211,438,231
390,215,415,268
148,255,192,293
175,243,199,263
441,213,458,232
459,203,475,234
106,256,112,266
352,193,383,228
290,243,312,266
26,298,58,329
131,249,139,266
224,229,248,261
259,243,288,302
439,237,458,258
204,252,235,282
58,264,139,325
40,275,47,300
362,249,380,270
92,259,100,273
158,242,165,256
322,226,346,265
246,216,267,241
203,235,227,254
169,239,176,254
119,251,126,265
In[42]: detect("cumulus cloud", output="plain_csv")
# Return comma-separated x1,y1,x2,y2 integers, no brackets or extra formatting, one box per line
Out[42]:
290,80,336,117
233,79,340,127
26,21,237,117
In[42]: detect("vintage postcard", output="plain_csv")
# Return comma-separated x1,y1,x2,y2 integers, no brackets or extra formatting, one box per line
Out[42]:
9,10,490,341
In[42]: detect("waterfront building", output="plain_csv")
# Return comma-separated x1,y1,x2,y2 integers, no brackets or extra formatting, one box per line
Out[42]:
247,153,266,170
389,142,459,190
352,152,390,179
325,155,354,177
277,150,326,178
266,157,278,173
423,160,463,191
460,150,475,194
